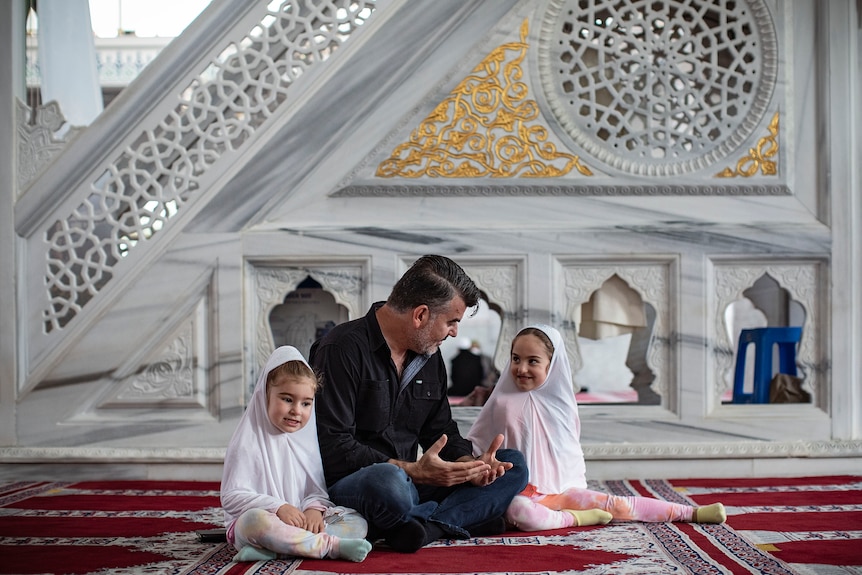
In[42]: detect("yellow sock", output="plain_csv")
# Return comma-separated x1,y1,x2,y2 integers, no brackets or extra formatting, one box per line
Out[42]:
694,503,726,524
564,509,613,526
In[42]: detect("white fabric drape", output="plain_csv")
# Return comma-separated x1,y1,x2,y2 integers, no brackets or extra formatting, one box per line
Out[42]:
221,346,332,530
37,0,103,125
467,324,587,494
577,275,646,340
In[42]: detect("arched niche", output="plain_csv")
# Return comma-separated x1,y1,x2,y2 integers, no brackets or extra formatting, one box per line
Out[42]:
558,260,674,408
712,261,824,408
721,273,809,403
269,275,349,361
575,274,660,404
248,260,367,395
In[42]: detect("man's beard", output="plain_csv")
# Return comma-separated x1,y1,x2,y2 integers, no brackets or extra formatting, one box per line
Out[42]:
411,319,440,355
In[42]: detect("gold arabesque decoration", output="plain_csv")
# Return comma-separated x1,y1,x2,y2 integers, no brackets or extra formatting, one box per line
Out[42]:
716,112,779,178
376,20,591,179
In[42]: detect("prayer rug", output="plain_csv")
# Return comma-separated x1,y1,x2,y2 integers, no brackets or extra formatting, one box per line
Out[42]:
0,476,859,575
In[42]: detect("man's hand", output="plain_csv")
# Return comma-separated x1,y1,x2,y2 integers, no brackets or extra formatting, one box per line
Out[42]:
391,434,490,486
277,503,307,529
469,433,513,487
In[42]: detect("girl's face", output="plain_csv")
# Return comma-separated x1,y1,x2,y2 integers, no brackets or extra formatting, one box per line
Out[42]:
510,333,552,391
266,375,316,433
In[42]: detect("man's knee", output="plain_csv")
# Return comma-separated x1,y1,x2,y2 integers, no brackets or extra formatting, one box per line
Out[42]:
331,463,415,511
330,464,417,528
497,448,528,490
497,448,526,468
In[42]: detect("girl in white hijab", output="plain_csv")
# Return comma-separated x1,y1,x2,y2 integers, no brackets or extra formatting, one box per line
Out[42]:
467,325,726,531
221,346,371,562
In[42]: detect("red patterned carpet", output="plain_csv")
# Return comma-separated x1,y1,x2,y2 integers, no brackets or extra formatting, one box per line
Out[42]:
0,475,860,575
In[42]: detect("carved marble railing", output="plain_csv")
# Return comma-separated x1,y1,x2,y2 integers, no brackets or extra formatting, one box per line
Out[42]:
15,0,382,392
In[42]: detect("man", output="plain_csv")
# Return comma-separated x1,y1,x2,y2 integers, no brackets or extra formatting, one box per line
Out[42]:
310,255,527,553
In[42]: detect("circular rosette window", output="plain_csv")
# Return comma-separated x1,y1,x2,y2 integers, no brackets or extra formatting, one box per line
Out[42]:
538,0,778,176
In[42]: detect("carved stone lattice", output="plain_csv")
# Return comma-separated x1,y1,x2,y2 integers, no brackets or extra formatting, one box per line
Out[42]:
538,0,778,176
459,262,523,372
560,264,671,401
16,99,83,193
712,262,823,405
376,20,591,179
251,263,364,386
40,0,377,335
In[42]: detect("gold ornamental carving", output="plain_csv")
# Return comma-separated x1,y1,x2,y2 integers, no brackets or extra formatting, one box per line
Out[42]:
716,112,779,178
376,20,591,179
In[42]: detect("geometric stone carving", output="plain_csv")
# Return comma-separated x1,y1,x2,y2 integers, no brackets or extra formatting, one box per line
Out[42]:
15,98,83,193
712,260,826,407
556,259,674,405
538,0,778,177
37,0,378,334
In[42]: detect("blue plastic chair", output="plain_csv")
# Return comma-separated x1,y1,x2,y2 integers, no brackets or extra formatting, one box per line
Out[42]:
732,327,802,404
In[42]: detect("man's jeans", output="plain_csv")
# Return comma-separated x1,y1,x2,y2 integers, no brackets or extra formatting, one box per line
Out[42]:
327,449,527,538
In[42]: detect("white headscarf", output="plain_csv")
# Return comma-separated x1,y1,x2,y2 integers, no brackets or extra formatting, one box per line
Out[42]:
467,324,587,493
221,346,332,529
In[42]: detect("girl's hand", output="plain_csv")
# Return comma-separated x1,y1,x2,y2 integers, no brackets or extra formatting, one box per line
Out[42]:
276,503,306,529
304,508,325,533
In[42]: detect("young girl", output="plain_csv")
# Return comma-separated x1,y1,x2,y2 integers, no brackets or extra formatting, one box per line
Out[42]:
467,325,726,531
221,346,372,563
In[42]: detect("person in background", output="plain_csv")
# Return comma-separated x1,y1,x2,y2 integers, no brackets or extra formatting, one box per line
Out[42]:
221,346,372,563
310,255,528,553
449,336,484,396
468,324,726,531
474,340,500,389
457,340,499,407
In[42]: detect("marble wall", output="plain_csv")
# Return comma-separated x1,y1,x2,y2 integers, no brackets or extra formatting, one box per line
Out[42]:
2,0,859,477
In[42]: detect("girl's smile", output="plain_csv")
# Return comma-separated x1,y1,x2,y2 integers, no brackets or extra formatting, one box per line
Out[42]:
509,333,552,392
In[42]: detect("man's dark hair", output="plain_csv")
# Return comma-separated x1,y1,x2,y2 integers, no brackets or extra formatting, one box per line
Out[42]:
387,255,480,316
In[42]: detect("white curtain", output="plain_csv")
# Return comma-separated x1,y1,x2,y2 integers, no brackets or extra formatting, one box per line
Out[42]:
37,0,103,126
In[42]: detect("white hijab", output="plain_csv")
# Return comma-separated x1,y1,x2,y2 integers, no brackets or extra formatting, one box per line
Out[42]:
221,346,332,528
467,324,587,493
